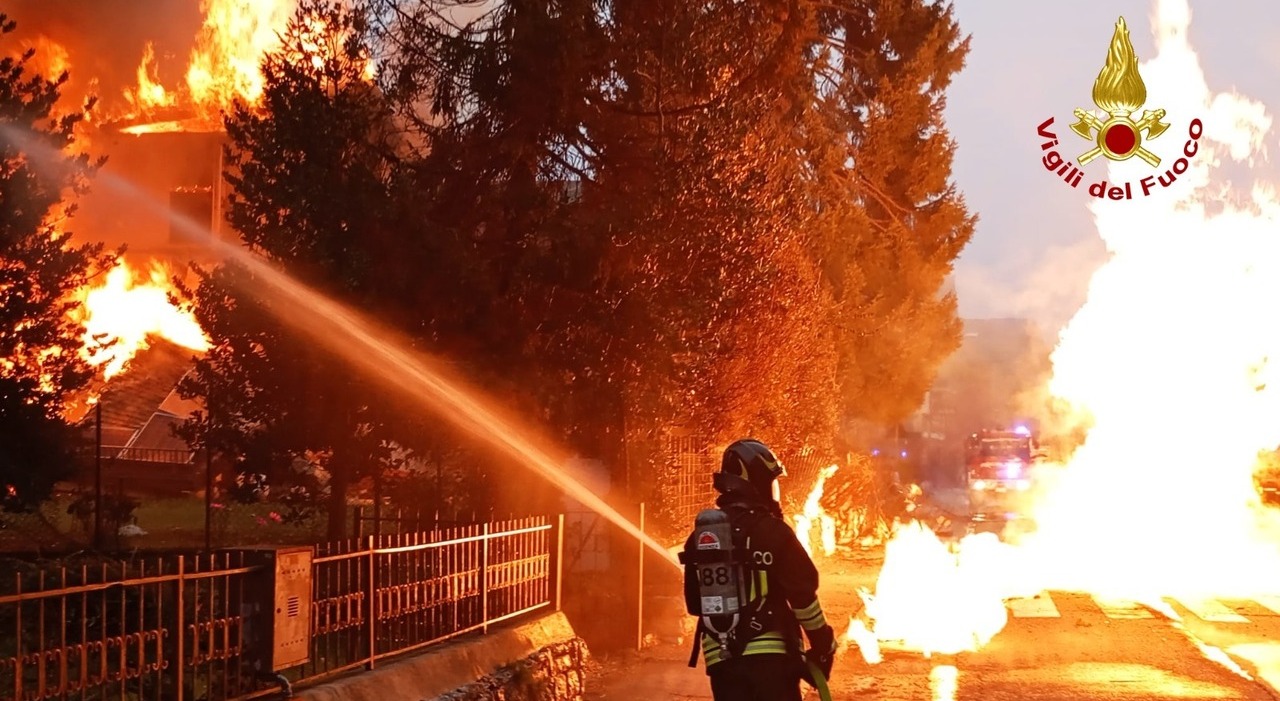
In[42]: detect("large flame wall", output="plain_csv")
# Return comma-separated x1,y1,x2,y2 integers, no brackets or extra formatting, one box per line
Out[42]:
846,0,1280,664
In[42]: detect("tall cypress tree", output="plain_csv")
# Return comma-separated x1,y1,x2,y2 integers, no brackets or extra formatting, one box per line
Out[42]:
581,0,843,511
372,0,613,515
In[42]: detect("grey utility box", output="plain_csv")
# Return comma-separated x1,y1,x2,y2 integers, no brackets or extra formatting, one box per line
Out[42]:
239,545,314,672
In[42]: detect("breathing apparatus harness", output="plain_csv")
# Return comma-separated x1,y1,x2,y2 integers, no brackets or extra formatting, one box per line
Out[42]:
679,444,835,699
678,475,797,666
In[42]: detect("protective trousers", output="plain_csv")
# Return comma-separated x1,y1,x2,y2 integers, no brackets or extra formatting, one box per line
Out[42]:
708,654,802,701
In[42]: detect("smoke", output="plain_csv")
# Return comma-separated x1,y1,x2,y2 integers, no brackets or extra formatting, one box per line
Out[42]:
3,0,202,115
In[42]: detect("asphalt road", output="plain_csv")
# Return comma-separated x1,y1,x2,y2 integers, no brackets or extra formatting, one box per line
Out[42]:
588,563,1280,701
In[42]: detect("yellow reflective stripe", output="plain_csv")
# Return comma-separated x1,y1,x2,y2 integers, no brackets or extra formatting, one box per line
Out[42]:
743,640,789,655
703,634,789,665
758,570,768,597
793,599,822,620
749,632,785,642
798,610,828,630
793,599,827,630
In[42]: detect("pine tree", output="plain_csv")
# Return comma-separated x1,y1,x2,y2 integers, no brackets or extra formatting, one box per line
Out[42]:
817,0,975,430
0,15,113,510
179,1,407,539
374,0,621,488
583,0,843,507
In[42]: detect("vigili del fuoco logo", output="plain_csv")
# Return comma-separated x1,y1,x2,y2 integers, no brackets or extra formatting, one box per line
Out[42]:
1036,17,1203,200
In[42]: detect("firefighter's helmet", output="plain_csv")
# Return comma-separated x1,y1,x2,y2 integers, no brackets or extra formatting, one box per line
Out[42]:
714,439,786,502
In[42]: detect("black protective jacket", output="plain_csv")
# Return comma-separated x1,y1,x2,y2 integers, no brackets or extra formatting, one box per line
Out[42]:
683,490,830,669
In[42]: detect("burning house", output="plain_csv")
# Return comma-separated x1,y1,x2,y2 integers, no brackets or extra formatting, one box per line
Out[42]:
3,0,305,492
65,122,227,492
78,121,231,263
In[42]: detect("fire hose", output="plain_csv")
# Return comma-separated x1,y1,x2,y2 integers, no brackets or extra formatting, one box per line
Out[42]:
804,656,833,701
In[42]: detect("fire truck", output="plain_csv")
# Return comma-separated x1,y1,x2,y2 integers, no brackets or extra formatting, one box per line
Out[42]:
965,426,1043,520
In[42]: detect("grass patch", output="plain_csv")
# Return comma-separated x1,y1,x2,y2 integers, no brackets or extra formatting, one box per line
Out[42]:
0,496,327,553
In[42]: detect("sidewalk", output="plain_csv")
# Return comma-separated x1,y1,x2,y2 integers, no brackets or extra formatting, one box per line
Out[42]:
585,551,887,700
585,643,711,701
585,640,886,700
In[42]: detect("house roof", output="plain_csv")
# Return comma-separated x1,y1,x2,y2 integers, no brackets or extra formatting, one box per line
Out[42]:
119,382,203,460
119,412,196,463
157,382,202,419
81,339,199,434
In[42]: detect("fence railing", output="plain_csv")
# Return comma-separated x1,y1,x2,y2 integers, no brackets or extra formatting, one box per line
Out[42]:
98,447,198,465
351,506,468,539
0,515,563,701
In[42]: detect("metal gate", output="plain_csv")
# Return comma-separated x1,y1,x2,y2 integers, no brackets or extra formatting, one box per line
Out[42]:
665,430,716,529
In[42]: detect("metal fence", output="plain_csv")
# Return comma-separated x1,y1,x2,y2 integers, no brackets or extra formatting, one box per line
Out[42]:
351,506,468,538
0,516,563,701
105,447,198,465
666,432,716,530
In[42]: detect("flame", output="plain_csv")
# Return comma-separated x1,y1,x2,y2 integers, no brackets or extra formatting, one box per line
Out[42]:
117,120,199,136
297,13,378,80
1092,17,1147,115
20,35,70,80
793,464,838,557
15,36,92,147
185,0,299,121
7,0,375,133
76,259,210,379
124,43,176,113
114,0,374,128
849,0,1280,660
1020,0,1280,602
930,665,959,701
852,523,1035,657
843,617,882,664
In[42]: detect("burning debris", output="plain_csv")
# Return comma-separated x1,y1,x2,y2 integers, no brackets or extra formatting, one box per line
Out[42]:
793,464,838,557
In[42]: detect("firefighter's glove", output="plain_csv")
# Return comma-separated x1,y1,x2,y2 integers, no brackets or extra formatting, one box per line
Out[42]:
804,624,837,683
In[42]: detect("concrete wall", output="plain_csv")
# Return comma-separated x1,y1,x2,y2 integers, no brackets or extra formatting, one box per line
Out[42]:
433,638,587,701
298,612,588,701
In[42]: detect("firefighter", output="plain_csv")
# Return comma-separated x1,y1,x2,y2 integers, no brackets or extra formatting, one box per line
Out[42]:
681,439,838,701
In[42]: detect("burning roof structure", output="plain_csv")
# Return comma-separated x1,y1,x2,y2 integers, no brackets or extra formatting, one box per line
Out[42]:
73,340,205,494
1,0,307,486
79,339,197,445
